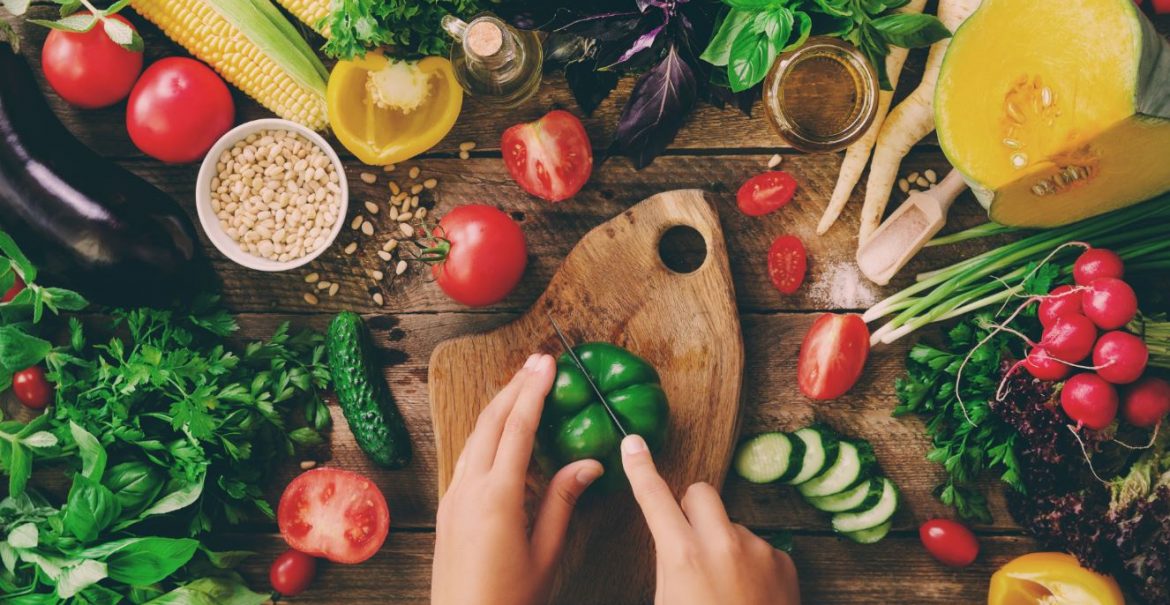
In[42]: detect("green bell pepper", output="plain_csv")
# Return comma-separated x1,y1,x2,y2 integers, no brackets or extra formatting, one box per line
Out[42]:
541,342,669,489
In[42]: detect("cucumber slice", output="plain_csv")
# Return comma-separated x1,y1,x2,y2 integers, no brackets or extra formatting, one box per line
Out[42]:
844,520,892,544
797,441,876,498
831,478,899,533
775,433,807,483
806,476,884,513
733,433,796,484
784,426,839,485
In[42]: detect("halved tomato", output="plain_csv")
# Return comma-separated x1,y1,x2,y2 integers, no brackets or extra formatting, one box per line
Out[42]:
737,171,798,216
277,468,390,564
501,109,593,202
767,235,807,295
797,313,870,400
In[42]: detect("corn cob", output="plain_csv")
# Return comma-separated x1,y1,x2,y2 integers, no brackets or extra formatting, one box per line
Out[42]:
276,0,331,37
131,0,329,131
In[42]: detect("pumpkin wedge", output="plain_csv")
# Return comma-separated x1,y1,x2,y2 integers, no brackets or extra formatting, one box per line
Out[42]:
936,0,1170,227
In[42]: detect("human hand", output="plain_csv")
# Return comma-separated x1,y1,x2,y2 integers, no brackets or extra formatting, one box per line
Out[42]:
432,353,605,605
621,434,801,605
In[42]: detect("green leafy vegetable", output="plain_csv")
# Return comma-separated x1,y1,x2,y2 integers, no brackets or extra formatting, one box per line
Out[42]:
322,0,483,60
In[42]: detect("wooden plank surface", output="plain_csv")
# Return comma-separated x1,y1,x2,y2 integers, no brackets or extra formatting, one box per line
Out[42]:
11,7,1167,604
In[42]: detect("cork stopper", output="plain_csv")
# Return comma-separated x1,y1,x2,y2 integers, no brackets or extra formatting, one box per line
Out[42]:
466,20,503,57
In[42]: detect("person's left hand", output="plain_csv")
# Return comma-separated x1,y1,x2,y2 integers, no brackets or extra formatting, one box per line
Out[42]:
432,353,605,605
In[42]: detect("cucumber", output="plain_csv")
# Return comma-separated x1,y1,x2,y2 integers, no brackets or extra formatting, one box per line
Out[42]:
843,520,892,544
733,433,796,484
783,426,839,485
328,311,412,468
797,441,876,498
806,476,885,513
831,478,899,533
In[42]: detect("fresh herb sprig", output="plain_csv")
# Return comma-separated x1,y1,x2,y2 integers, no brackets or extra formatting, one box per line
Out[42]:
702,0,951,92
3,0,144,52
322,0,483,60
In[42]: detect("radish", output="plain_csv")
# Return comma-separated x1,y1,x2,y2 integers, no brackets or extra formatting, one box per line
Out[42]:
1073,248,1124,286
1038,285,1084,329
1121,376,1170,428
1040,314,1097,363
1082,277,1138,330
1023,347,1072,381
1092,331,1148,385
1061,373,1119,430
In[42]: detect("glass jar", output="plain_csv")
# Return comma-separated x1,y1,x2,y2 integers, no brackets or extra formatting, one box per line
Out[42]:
762,37,878,153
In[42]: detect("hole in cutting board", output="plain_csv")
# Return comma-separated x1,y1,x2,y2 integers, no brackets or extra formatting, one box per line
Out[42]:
658,225,707,274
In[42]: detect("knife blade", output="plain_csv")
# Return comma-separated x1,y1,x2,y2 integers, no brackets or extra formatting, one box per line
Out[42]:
546,312,629,438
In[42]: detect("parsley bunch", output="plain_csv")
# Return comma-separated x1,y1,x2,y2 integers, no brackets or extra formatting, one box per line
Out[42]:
322,0,483,60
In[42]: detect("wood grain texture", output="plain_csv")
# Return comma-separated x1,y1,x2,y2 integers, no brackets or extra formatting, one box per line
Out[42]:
231,531,1040,604
429,191,745,604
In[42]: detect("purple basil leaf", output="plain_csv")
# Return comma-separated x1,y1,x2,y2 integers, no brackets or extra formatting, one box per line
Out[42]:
610,44,697,169
636,0,655,12
565,60,620,116
605,23,665,68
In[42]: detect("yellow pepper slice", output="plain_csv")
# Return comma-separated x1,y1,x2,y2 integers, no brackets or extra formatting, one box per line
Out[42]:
987,553,1124,605
327,53,463,166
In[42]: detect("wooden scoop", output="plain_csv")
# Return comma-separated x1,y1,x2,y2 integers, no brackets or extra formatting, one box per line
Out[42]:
856,169,967,285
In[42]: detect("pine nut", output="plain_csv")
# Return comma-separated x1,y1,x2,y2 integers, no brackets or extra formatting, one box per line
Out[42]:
344,242,358,255
459,151,470,160
400,223,415,237
383,163,396,172
916,177,930,188
365,201,379,214
304,272,320,283
423,178,438,189
395,260,408,275
416,207,428,219
382,239,398,252
329,283,339,297
373,292,384,306
459,141,476,152
361,221,375,236
303,293,319,305
925,169,938,184
898,179,910,194
398,212,413,222
317,281,330,290
410,184,424,195
409,167,420,179
389,181,400,195
360,172,377,184
767,154,783,168
300,460,317,470
377,250,393,261
350,215,363,230
372,270,384,280
907,172,919,183
389,206,400,220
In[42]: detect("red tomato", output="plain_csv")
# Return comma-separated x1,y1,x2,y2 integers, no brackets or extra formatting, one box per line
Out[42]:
429,205,527,307
797,313,870,400
919,519,979,567
737,171,798,216
41,13,143,109
12,366,52,410
2,274,25,303
767,235,807,295
127,57,234,163
277,468,390,564
270,549,317,596
1152,0,1170,14
501,110,592,202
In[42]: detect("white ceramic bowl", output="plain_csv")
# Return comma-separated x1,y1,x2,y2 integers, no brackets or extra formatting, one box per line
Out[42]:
196,118,348,272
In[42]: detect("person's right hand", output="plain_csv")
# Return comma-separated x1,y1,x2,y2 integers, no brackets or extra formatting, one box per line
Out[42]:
621,434,801,605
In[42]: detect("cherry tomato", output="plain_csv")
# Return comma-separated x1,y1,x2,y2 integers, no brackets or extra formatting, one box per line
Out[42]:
428,205,527,307
2,274,25,303
42,13,143,109
277,468,390,564
767,235,807,295
797,313,870,400
501,110,593,202
127,57,234,164
737,171,798,216
1152,0,1170,14
270,549,317,596
919,519,979,567
12,366,52,410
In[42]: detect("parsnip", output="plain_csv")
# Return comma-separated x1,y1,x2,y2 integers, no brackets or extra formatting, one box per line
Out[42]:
817,0,928,236
857,0,983,243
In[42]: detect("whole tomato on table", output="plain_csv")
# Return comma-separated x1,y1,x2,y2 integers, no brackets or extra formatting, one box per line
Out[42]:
41,13,143,109
797,313,870,400
418,205,527,307
126,57,234,163
270,549,317,596
501,110,593,202
919,518,979,567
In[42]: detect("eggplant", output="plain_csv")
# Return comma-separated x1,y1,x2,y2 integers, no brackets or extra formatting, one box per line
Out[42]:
0,42,207,306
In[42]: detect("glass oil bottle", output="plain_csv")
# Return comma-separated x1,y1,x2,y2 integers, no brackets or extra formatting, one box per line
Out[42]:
441,13,542,108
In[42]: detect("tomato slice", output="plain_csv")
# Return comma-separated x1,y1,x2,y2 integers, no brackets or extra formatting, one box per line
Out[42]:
737,171,798,216
797,313,870,400
277,468,390,564
767,235,807,295
501,109,593,202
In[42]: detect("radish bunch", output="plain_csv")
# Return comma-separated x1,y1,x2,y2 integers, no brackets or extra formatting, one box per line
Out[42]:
1017,248,1167,430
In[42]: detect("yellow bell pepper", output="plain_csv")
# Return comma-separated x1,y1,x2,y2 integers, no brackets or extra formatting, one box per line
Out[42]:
327,53,463,166
988,553,1124,605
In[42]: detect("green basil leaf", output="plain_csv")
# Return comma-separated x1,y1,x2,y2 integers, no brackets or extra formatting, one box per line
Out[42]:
145,574,269,605
288,426,324,446
70,422,106,480
56,559,108,599
78,583,124,605
64,475,122,542
701,8,754,67
871,13,952,49
8,522,38,548
809,0,852,17
28,12,97,33
1,0,32,17
21,431,57,449
8,443,30,497
785,11,813,52
200,548,255,570
111,472,205,531
0,542,17,574
103,461,165,516
104,537,199,586
0,326,51,371
41,287,87,313
728,10,787,92
0,232,35,282
724,0,781,8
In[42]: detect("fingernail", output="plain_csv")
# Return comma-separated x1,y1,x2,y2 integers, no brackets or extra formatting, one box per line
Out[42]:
622,434,647,455
576,464,603,486
523,354,540,370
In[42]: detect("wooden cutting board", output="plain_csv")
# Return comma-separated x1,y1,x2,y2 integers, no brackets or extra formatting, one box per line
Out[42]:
428,189,745,605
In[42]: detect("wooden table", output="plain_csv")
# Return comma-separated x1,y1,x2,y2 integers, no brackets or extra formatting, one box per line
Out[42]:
8,11,1167,603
